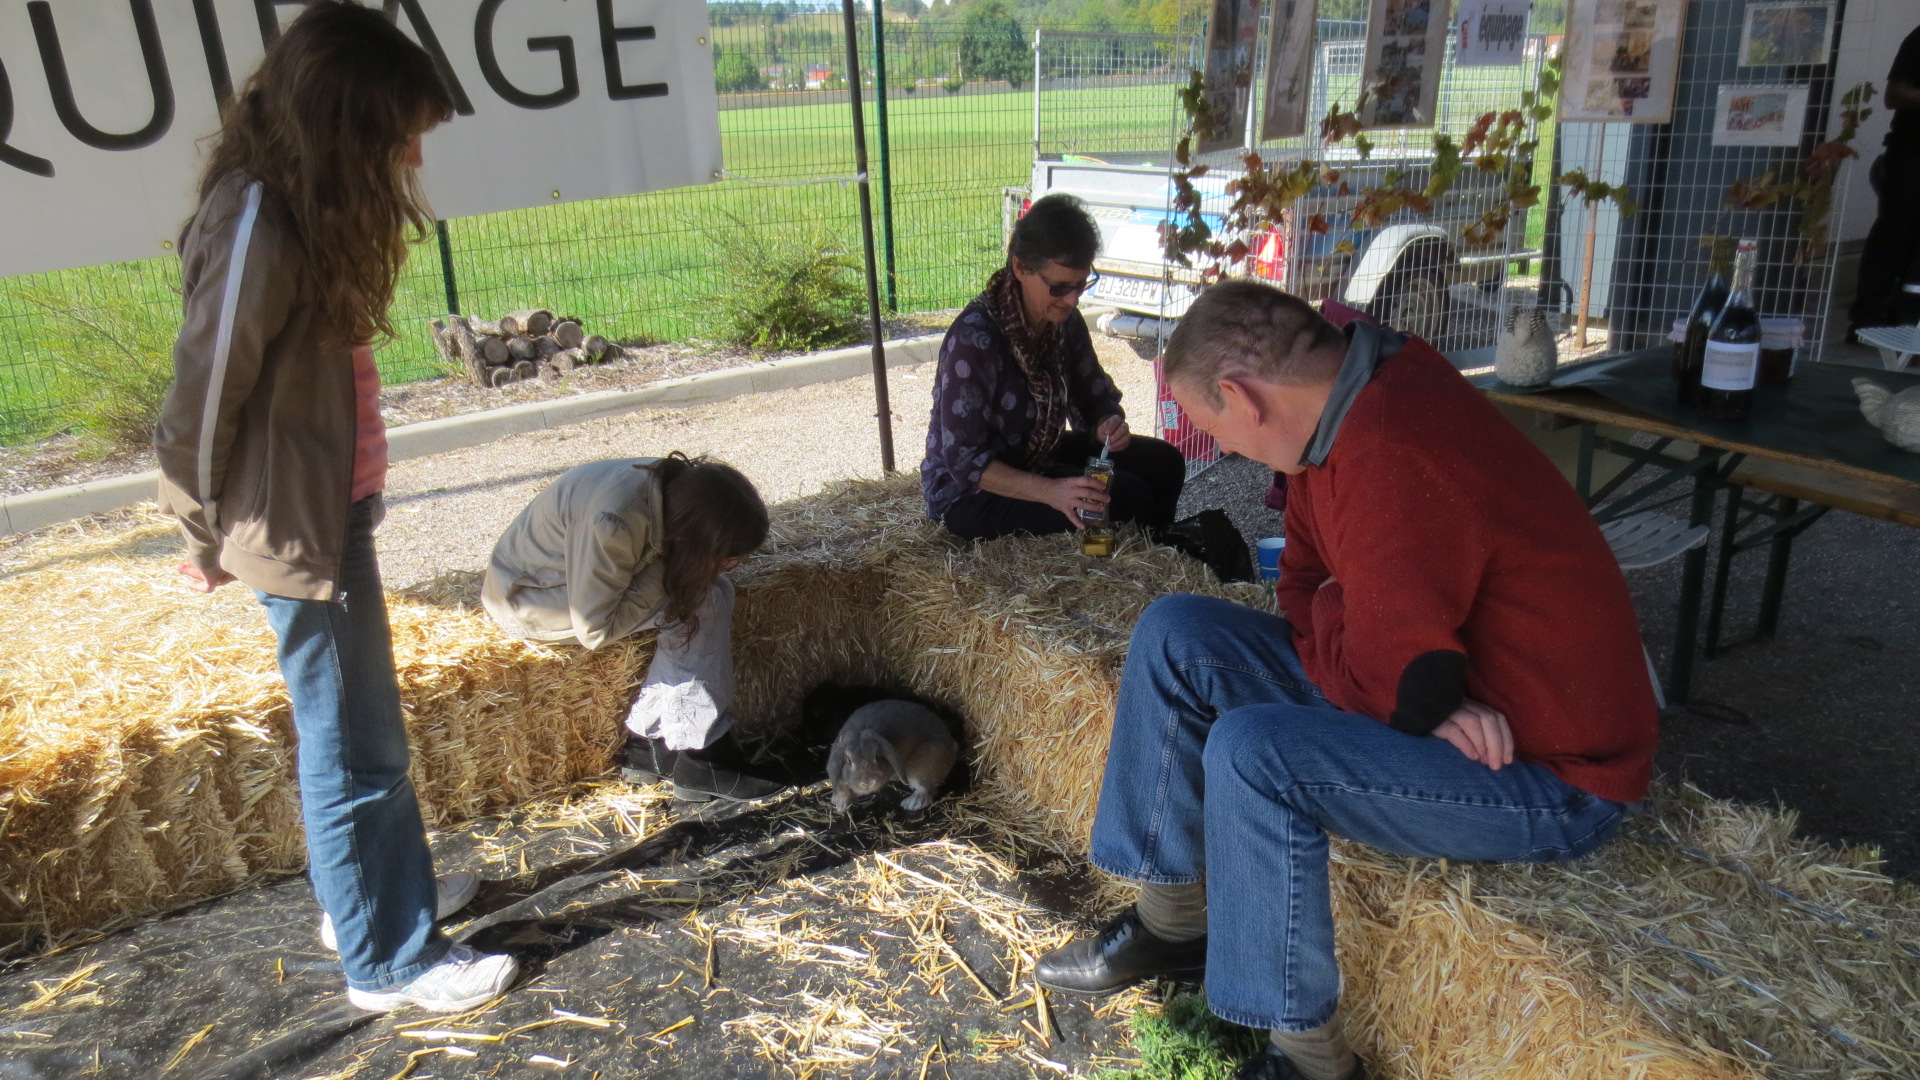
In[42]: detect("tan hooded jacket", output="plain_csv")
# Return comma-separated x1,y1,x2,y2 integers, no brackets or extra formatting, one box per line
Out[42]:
154,172,362,600
481,458,670,650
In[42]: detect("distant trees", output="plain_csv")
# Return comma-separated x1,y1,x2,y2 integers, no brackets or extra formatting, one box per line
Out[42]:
714,47,766,93
700,0,1213,96
958,0,1028,87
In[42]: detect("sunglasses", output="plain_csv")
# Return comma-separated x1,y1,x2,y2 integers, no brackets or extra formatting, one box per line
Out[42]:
1038,270,1100,298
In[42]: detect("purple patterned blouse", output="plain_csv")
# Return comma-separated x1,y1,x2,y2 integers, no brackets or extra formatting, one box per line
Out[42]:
919,298,1125,521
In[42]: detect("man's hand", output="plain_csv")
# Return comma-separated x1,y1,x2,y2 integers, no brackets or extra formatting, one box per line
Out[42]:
1433,697,1513,770
1044,475,1112,531
177,562,237,593
1095,415,1132,453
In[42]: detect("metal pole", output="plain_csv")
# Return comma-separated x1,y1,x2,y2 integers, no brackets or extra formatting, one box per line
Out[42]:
1575,133,1605,349
842,0,896,473
435,219,460,315
1031,29,1042,158
871,3,898,313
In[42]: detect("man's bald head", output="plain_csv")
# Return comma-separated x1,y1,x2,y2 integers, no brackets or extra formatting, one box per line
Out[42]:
1165,281,1348,405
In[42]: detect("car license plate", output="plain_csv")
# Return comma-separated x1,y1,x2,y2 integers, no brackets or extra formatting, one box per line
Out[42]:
1094,273,1177,308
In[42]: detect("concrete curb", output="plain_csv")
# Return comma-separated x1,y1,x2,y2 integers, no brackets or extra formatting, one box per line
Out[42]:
0,333,945,537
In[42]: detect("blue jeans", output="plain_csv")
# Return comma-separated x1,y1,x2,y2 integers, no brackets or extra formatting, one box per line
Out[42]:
1090,595,1626,1031
257,496,448,991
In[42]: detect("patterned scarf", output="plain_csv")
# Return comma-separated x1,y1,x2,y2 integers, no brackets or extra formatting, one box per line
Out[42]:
984,266,1069,461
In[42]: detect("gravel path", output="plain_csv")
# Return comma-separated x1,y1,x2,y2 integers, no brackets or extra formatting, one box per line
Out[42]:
375,332,1163,589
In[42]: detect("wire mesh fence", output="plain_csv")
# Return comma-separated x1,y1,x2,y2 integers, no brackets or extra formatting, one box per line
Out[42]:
1544,0,1850,370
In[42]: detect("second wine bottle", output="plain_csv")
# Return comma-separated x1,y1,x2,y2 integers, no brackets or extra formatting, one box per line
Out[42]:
1700,238,1762,422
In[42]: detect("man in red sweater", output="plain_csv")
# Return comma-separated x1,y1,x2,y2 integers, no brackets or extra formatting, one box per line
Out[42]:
1037,282,1658,1080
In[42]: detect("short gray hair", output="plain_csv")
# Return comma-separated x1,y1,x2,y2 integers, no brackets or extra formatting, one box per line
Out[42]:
1165,281,1347,405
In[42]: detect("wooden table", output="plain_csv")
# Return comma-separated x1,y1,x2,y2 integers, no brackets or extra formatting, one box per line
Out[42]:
1480,349,1920,703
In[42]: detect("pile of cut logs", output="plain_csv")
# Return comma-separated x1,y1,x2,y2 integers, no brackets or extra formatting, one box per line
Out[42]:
430,309,623,388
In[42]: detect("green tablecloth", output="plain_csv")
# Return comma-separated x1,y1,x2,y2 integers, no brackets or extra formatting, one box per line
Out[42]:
1474,348,1920,487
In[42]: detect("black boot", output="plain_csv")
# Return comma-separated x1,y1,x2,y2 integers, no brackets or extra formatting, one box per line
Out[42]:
1035,907,1206,996
619,735,680,785
1230,1045,1367,1080
670,733,788,803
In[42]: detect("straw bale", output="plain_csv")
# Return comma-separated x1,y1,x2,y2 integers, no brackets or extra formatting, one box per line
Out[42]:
0,479,923,950
882,527,1269,839
0,519,637,950
728,473,937,734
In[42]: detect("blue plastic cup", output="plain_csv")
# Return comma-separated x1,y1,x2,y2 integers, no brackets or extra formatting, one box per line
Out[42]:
1257,537,1286,582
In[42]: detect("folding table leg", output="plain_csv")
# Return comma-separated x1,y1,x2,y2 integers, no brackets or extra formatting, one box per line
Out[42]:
1703,484,1745,659
1755,496,1801,639
1667,447,1723,706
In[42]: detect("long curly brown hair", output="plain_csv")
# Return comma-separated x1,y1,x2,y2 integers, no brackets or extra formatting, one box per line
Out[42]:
195,1,453,348
650,454,770,637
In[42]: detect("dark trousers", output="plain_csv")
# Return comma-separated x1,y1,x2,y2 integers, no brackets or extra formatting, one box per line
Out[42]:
1851,148,1920,329
941,432,1186,541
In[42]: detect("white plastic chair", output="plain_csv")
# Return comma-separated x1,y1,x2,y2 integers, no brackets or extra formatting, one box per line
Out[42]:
1856,283,1920,371
1856,325,1920,371
1599,513,1712,571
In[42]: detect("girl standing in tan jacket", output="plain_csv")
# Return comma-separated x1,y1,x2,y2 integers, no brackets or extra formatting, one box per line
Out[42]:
155,1,514,1013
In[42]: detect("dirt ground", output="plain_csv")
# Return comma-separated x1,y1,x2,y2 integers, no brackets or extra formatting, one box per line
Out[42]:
370,332,1160,590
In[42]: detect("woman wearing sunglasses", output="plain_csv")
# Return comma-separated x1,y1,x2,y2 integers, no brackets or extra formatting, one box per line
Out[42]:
921,194,1186,540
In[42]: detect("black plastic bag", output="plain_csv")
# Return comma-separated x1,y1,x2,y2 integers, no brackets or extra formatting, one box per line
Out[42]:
1158,509,1256,583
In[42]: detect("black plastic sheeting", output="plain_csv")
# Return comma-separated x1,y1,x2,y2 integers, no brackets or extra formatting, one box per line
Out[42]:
0,688,1156,1079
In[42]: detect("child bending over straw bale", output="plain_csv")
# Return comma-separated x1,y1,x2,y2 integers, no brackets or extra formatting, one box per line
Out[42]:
1036,282,1658,1080
154,2,515,1014
482,453,788,803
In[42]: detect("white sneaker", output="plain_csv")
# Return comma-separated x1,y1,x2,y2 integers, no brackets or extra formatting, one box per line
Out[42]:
345,944,518,1013
320,871,481,952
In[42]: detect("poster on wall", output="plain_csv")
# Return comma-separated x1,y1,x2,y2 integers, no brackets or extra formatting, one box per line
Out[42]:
1560,0,1688,122
1455,0,1531,67
1199,0,1262,153
0,0,723,279
1711,84,1810,146
1259,0,1319,140
1358,0,1452,129
1738,2,1834,67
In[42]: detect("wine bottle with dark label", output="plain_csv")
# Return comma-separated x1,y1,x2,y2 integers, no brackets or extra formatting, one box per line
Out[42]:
1676,271,1729,408
1701,239,1761,421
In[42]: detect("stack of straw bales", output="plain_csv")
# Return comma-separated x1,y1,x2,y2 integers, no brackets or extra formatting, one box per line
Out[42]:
3,478,1915,1079
0,515,639,950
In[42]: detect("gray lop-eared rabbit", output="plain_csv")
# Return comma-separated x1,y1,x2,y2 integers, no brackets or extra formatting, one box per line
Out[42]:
827,699,958,812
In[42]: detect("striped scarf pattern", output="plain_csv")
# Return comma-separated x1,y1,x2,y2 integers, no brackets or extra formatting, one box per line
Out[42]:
984,266,1069,461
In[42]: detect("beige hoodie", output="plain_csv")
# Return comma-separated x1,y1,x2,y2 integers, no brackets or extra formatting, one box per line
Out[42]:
481,458,670,649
